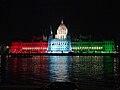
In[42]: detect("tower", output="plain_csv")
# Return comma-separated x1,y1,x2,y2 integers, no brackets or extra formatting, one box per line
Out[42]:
55,20,68,40
49,25,53,40
47,19,73,53
48,25,53,51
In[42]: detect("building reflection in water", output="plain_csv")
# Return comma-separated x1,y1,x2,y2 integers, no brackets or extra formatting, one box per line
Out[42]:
0,55,119,88
72,56,116,85
48,56,72,82
9,56,49,85
72,56,104,82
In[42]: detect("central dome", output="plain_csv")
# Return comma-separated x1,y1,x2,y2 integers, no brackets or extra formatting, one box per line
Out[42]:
55,20,68,39
57,20,68,35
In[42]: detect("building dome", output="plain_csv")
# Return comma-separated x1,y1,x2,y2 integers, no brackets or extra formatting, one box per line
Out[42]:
55,20,68,39
57,20,68,35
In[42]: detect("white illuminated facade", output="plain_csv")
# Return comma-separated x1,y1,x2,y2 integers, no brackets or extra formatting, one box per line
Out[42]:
55,20,68,40
47,20,72,53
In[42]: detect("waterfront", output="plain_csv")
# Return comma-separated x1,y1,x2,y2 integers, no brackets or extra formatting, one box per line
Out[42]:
0,55,119,90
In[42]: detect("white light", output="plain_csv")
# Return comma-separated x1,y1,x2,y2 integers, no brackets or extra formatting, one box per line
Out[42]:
6,46,9,49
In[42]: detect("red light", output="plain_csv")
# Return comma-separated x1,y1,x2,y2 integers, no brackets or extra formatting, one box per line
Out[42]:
10,41,48,54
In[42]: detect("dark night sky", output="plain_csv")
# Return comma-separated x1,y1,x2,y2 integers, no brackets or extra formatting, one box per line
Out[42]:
0,0,120,43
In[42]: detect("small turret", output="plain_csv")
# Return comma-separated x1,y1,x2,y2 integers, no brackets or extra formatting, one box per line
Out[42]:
50,25,53,35
49,25,53,40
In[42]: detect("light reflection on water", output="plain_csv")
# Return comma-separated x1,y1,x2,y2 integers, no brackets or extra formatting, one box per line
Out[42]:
48,56,72,82
0,55,119,89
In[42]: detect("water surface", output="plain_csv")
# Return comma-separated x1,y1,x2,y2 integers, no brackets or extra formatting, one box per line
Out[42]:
0,55,119,89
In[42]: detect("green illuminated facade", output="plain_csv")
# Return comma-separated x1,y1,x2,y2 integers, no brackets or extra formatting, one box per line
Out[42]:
71,40,116,53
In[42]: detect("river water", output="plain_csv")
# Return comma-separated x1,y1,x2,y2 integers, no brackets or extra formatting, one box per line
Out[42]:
0,55,120,89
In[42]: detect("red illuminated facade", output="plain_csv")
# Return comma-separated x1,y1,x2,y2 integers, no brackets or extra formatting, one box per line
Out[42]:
10,41,48,54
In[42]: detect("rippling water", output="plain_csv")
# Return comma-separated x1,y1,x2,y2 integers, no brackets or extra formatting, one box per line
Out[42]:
0,55,120,89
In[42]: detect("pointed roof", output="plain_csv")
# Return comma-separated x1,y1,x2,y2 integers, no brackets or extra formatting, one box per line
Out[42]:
61,19,64,24
50,25,53,34
57,19,68,35
58,19,67,30
50,30,53,35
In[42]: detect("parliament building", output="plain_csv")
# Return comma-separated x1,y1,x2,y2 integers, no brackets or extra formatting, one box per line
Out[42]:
10,20,116,54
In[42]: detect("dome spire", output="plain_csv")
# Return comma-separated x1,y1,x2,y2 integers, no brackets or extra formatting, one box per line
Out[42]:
61,19,64,24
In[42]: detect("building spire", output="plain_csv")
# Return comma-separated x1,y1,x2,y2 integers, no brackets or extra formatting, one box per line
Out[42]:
50,25,53,35
61,19,64,24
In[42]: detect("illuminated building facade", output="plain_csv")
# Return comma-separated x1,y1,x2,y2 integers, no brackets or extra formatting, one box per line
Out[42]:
10,39,116,54
10,20,116,54
72,40,116,53
10,41,48,54
47,20,72,53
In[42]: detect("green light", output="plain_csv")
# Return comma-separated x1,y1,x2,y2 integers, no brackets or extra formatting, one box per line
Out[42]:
71,40,116,53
